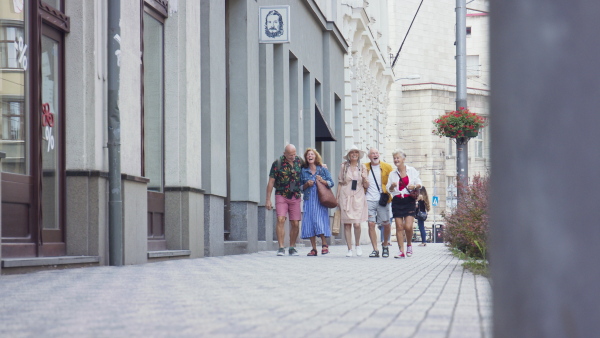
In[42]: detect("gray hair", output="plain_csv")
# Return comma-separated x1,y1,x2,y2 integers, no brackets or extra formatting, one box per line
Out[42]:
392,149,406,159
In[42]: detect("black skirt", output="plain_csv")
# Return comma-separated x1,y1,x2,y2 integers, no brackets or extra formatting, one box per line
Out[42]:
392,196,416,218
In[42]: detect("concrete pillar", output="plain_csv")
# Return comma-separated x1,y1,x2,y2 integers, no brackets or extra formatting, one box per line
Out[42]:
227,0,260,253
66,174,107,263
303,70,316,151
163,1,204,256
0,152,3,269
289,56,303,148
258,43,275,250
273,43,290,150
122,179,147,265
491,2,600,337
201,0,227,256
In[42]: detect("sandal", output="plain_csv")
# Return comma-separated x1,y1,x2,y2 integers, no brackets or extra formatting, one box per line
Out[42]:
307,249,318,256
321,245,329,255
382,246,389,258
369,250,380,258
418,243,427,247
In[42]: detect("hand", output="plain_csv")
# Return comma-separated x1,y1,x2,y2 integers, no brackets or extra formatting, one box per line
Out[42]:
306,180,315,188
316,175,324,184
408,185,415,191
266,200,273,211
390,182,397,190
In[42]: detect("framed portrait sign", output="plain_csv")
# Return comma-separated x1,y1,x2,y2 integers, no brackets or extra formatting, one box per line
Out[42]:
259,6,290,44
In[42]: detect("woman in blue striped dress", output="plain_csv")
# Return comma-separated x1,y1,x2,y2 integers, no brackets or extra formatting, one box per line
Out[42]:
300,148,335,256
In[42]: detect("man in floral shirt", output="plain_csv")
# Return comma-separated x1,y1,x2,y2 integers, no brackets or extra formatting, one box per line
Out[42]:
266,144,304,256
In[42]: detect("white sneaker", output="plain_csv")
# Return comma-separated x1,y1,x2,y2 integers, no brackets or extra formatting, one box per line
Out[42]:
406,246,413,257
356,246,363,256
346,250,353,257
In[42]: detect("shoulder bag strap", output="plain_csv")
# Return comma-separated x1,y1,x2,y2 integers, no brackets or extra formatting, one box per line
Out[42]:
371,166,381,192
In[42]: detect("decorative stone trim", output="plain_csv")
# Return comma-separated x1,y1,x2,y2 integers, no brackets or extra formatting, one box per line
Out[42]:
2,256,99,268
164,186,205,194
148,250,191,258
66,170,151,183
145,0,169,18
39,2,70,33
66,170,108,178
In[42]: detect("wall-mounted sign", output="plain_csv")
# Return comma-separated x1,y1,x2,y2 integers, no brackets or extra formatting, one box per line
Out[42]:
259,6,290,44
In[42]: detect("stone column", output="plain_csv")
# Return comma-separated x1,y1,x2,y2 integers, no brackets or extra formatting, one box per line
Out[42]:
273,43,291,149
258,43,275,251
226,0,260,254
201,0,227,257
491,1,600,336
164,0,204,258
0,152,3,270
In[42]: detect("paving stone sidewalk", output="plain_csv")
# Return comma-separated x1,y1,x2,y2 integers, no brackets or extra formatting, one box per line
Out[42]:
0,243,491,337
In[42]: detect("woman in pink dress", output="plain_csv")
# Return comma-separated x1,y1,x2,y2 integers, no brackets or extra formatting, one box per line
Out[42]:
337,145,369,257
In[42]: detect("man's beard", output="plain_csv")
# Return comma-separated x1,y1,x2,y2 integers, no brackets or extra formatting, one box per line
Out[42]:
265,27,283,38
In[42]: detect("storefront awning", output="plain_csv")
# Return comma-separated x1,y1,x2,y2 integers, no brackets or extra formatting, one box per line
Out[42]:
315,104,336,142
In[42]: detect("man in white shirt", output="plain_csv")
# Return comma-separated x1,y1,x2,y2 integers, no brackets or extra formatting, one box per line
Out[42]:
365,148,393,258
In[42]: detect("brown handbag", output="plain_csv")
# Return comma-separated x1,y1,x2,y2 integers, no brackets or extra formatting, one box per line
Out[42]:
316,178,338,208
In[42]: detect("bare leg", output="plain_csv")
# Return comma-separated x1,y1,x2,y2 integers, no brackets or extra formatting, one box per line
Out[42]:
368,221,378,251
344,224,353,250
289,220,300,247
353,223,361,247
395,217,405,253
382,222,391,247
310,236,317,251
276,216,287,248
319,234,328,247
404,216,415,247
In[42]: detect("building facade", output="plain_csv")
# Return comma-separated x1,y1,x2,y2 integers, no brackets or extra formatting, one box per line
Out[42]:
0,0,359,272
386,0,490,227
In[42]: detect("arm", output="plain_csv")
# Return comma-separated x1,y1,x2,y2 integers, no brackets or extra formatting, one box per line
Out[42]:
338,163,346,185
317,167,335,188
361,164,369,189
387,171,399,195
407,167,422,191
266,177,275,210
300,169,315,190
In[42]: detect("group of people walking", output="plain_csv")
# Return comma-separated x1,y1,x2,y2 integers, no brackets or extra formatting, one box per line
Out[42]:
265,144,431,258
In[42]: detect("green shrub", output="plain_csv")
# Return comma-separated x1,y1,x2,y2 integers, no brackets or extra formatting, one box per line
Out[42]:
443,175,489,260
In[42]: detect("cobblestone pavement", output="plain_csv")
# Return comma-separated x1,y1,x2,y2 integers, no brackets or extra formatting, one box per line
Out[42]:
0,244,491,337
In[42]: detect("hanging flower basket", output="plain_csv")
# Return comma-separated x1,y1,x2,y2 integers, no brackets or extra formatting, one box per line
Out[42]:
432,107,487,139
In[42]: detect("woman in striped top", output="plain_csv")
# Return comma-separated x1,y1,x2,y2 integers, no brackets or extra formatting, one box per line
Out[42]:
300,148,335,256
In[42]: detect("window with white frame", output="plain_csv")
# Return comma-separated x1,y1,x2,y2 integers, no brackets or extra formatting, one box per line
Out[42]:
473,127,484,158
467,55,480,77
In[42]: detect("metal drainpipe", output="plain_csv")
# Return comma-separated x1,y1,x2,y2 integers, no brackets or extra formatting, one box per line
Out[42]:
107,0,123,266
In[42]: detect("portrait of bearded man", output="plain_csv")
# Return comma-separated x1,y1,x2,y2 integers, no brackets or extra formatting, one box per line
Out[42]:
264,10,284,38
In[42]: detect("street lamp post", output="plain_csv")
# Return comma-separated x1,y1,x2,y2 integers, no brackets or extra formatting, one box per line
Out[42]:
455,0,468,199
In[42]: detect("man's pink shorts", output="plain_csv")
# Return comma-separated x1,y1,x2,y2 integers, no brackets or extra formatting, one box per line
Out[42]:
275,194,302,221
